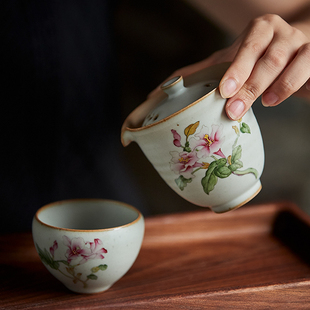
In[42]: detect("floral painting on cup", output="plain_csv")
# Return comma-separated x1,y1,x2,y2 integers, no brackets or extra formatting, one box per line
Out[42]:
170,120,258,194
36,236,108,289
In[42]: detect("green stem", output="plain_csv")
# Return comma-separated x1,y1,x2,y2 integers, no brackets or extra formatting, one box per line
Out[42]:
232,136,239,149
234,168,258,178
57,268,74,279
192,167,203,174
57,266,88,288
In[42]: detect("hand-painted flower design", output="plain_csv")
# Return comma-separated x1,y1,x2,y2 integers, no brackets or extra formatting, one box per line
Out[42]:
49,240,58,258
170,150,203,179
63,236,91,264
190,124,225,158
213,148,226,158
63,236,108,265
85,239,108,261
171,129,182,147
36,236,108,289
169,120,258,194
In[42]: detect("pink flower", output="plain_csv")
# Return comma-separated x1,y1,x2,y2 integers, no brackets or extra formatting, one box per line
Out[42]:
85,239,108,261
63,236,91,264
190,125,225,158
214,148,226,158
49,240,58,257
170,150,203,179
63,236,107,265
171,129,182,147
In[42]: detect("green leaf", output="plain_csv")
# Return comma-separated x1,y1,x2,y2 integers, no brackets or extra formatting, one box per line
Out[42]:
231,145,242,163
36,244,46,261
87,274,98,280
214,166,232,178
201,172,218,195
201,161,219,195
91,264,108,273
229,159,243,172
183,142,191,152
204,161,218,176
216,158,227,168
36,244,59,270
51,261,60,270
175,175,192,191
240,122,251,134
98,264,108,271
201,158,230,194
58,260,70,266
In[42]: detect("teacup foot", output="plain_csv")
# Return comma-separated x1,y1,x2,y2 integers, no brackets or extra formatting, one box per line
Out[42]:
211,181,262,214
66,283,113,294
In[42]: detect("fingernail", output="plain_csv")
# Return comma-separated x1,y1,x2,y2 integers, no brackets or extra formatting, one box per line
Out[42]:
262,92,279,106
227,100,245,120
221,78,237,98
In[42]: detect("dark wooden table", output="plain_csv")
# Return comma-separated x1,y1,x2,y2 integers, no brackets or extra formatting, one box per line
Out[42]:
1,201,310,309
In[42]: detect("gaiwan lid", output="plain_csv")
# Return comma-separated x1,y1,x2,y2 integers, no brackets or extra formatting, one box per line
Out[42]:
142,76,219,126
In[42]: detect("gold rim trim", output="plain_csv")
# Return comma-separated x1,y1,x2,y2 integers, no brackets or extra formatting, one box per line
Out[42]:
34,198,143,232
161,76,183,90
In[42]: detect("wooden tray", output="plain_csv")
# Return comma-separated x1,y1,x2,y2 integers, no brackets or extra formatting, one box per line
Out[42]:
1,201,310,309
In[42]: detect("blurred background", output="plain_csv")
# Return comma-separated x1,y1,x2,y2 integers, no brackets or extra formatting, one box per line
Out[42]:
1,0,310,233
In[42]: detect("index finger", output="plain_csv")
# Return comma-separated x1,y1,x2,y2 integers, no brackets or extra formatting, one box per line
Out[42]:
219,17,275,100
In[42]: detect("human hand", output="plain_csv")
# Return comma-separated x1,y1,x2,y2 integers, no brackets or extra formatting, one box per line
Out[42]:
149,14,310,120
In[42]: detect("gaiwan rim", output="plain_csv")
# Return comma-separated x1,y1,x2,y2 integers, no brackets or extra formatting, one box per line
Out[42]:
34,198,143,233
127,86,218,133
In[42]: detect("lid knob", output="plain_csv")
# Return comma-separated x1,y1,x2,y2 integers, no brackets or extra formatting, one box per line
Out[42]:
161,76,185,97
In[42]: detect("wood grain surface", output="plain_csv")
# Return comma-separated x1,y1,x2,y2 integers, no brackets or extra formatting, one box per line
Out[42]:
1,202,310,309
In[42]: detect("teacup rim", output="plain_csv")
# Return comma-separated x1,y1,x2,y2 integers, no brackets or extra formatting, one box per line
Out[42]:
34,198,143,232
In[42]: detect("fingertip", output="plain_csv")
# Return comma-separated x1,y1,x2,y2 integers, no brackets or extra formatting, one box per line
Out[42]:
220,78,237,98
226,99,246,120
261,92,279,107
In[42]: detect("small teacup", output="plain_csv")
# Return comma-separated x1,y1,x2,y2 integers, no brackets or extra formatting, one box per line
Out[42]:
32,199,144,294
